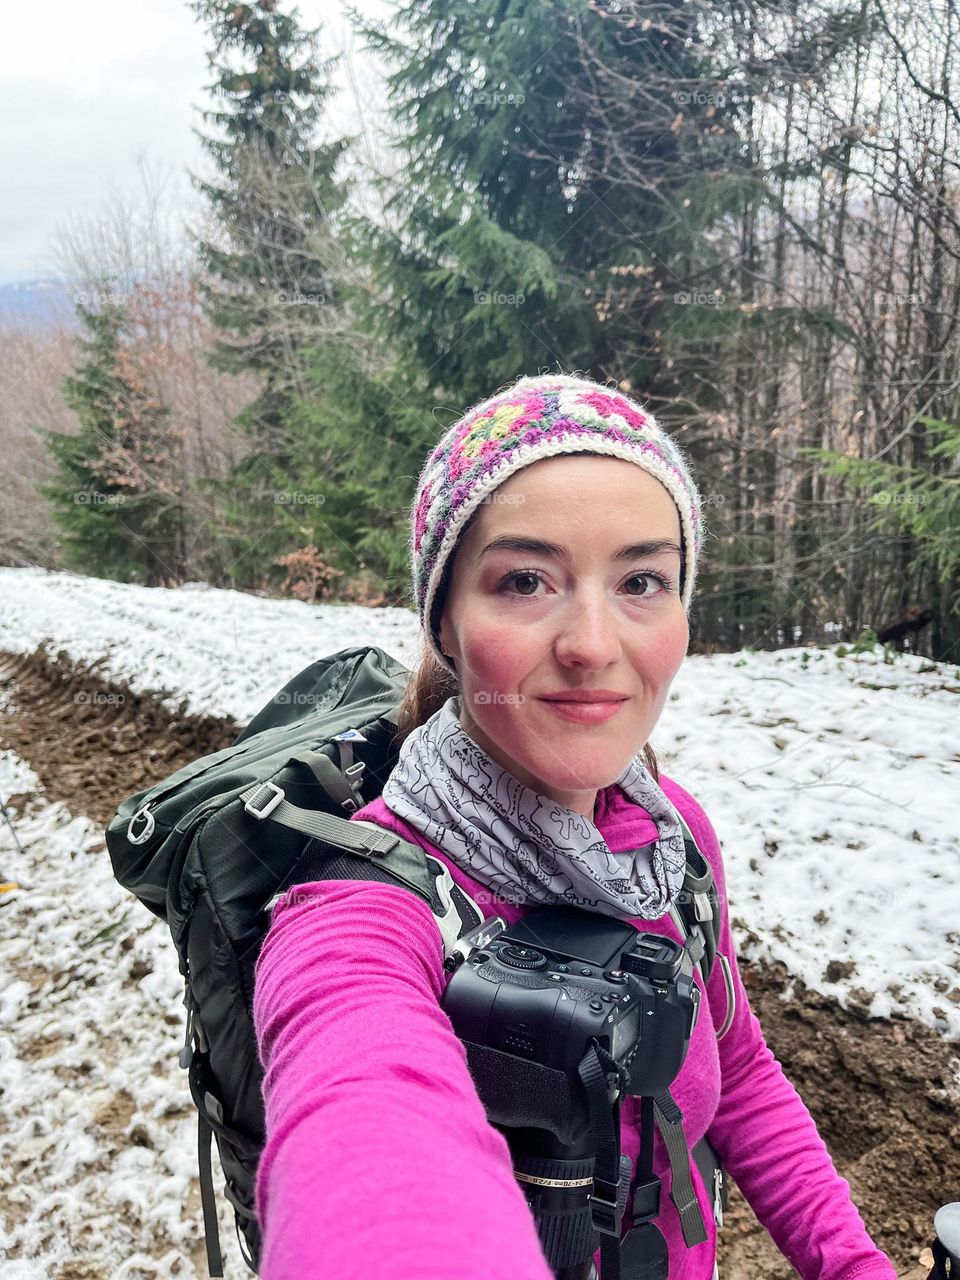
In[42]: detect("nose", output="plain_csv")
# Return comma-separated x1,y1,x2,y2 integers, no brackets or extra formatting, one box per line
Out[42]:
553,590,623,669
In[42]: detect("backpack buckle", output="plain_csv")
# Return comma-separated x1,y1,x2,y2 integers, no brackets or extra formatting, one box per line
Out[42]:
341,761,366,812
244,782,285,820
127,805,156,845
588,1174,624,1236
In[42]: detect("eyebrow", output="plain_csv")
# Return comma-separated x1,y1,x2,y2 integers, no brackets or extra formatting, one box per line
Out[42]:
479,535,682,561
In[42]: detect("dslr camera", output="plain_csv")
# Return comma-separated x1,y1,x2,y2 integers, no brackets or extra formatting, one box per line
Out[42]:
443,903,700,1102
442,904,701,1280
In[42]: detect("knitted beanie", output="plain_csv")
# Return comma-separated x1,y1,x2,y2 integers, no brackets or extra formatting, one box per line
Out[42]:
412,373,705,674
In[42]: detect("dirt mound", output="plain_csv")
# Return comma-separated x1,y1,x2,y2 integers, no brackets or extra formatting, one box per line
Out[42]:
1,644,957,1279
718,960,958,1278
0,645,237,828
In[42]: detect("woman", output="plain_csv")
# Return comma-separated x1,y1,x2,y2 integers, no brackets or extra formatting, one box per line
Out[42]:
252,373,897,1280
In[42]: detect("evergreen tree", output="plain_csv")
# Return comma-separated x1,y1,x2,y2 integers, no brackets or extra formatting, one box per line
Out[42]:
279,0,739,603
284,337,447,605
43,301,185,584
342,0,732,405
190,0,353,586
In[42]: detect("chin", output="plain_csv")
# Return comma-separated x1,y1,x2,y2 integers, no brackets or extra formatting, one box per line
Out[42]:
522,745,632,793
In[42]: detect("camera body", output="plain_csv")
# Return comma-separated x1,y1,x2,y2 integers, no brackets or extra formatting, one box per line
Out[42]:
442,903,700,1101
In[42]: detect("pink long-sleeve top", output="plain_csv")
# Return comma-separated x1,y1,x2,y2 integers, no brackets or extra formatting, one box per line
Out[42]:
252,774,897,1279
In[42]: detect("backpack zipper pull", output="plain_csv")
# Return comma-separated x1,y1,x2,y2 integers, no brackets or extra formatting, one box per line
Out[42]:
179,987,195,1069
179,986,208,1066
713,1167,724,1228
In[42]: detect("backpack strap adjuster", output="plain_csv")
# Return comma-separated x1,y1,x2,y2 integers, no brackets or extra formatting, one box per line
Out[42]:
244,781,285,820
691,890,714,924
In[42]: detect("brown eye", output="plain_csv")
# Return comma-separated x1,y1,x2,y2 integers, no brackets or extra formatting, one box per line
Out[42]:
624,572,672,596
507,571,541,595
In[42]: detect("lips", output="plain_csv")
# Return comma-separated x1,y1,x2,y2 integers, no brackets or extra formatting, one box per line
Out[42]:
538,697,628,725
538,691,629,703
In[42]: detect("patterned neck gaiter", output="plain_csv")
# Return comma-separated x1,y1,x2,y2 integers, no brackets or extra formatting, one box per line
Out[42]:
380,695,687,921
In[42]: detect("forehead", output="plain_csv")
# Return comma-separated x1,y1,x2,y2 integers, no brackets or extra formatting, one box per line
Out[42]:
462,455,681,545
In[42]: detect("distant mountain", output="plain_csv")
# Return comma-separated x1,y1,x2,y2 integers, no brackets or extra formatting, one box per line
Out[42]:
0,279,77,330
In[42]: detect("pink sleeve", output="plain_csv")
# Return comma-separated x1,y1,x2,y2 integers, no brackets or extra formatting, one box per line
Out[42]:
670,784,898,1280
252,877,555,1280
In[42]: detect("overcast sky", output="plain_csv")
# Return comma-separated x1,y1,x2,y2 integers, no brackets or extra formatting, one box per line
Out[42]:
0,0,390,283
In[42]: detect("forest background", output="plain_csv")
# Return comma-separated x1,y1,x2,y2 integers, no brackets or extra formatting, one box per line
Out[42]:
4,0,959,660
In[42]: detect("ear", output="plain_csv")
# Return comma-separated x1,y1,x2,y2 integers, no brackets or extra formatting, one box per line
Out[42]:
437,606,453,660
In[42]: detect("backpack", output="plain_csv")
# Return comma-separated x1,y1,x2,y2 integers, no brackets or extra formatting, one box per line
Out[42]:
105,645,730,1277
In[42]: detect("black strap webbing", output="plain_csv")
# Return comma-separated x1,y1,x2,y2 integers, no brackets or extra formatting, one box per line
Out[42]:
929,1238,956,1279
653,1090,709,1247
197,1110,224,1277
579,1043,629,1280
464,1040,585,1144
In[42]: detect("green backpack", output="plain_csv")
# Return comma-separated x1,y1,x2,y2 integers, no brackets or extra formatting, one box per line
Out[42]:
105,645,727,1276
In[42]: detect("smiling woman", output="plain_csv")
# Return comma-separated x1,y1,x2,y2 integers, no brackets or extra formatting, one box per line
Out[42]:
435,456,689,817
251,373,897,1280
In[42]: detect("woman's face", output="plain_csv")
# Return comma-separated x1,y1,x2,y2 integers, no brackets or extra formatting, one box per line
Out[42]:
437,455,689,817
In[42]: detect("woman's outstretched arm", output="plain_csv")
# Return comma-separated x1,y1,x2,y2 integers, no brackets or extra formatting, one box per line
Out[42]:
669,782,899,1280
253,877,555,1279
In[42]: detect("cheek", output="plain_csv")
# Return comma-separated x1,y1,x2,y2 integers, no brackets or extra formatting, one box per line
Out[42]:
632,611,689,683
458,618,534,688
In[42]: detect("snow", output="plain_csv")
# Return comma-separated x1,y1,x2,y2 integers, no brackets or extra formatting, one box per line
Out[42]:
1,566,958,1044
0,749,246,1277
0,566,424,721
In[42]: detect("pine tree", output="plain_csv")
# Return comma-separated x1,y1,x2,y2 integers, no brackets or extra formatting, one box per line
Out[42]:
190,0,353,586
43,301,185,584
284,338,447,605
342,0,731,404
279,0,738,603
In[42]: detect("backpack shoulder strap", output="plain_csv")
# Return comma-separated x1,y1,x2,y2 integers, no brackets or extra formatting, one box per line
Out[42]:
669,813,720,981
242,780,485,957
669,813,736,1040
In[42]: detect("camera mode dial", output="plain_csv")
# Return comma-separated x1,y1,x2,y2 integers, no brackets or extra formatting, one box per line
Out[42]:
498,944,548,971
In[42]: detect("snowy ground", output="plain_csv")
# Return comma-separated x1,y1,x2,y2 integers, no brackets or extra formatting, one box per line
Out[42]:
0,750,245,1279
1,566,958,1040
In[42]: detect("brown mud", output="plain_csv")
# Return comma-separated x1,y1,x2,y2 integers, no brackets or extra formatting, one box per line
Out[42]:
1,644,957,1279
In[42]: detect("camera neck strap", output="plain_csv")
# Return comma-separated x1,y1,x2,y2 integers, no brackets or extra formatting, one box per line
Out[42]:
579,1046,709,1280
579,1042,632,1280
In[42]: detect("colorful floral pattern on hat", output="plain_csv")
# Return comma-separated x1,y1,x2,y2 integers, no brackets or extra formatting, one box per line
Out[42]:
412,374,705,670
